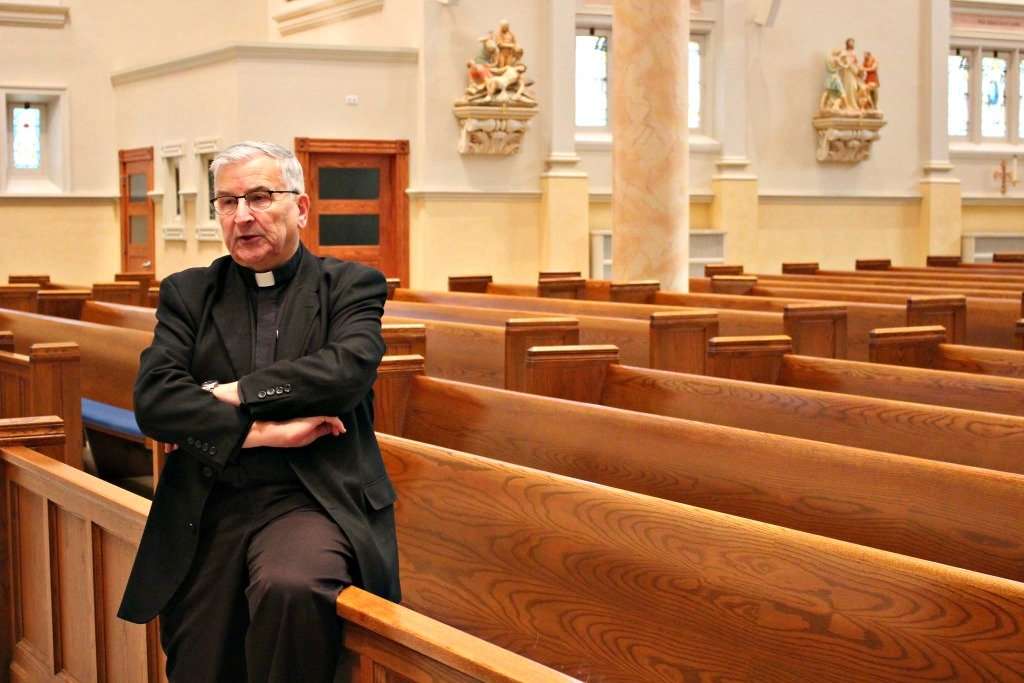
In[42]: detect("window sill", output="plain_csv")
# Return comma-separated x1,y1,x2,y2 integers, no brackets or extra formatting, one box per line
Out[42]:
574,131,721,153
949,141,1024,159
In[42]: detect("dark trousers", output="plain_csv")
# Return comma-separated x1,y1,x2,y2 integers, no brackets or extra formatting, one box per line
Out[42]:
159,481,354,683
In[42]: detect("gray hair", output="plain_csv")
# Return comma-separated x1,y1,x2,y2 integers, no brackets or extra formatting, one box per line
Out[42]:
210,141,305,193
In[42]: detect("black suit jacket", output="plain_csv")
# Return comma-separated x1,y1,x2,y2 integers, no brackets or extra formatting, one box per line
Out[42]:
118,248,400,624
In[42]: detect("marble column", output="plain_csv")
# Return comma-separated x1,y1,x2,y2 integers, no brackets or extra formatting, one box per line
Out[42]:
612,0,690,290
920,0,962,260
540,0,590,274
711,0,758,269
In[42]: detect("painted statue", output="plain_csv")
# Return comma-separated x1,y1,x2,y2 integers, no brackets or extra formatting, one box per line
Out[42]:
862,51,879,109
818,38,881,117
458,19,536,108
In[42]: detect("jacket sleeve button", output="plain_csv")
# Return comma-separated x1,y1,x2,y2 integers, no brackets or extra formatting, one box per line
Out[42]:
257,390,266,399
202,466,213,478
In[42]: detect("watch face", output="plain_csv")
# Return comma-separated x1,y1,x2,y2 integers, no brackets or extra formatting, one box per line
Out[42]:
201,380,218,392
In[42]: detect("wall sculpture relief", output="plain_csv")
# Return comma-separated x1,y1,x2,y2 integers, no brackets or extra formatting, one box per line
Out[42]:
453,19,539,156
814,38,886,163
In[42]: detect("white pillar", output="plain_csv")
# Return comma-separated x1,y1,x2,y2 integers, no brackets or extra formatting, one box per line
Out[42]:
920,0,962,261
539,0,590,274
611,0,690,290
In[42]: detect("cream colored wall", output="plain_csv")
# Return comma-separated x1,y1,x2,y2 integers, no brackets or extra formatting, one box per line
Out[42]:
963,203,1024,233
410,196,540,290
756,198,924,272
589,199,710,232
0,198,119,284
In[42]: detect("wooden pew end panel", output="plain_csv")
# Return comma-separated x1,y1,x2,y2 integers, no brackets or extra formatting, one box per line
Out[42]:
537,277,586,300
706,335,793,384
906,295,967,344
374,355,426,436
649,311,719,374
504,318,580,391
856,259,892,270
1016,319,1024,350
927,255,962,267
868,326,945,369
608,280,660,304
522,345,619,404
710,275,757,296
385,278,401,300
704,264,744,277
781,262,819,275
783,303,848,359
448,276,493,294
382,323,427,357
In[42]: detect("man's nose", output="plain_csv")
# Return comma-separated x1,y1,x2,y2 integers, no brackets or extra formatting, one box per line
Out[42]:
234,198,253,222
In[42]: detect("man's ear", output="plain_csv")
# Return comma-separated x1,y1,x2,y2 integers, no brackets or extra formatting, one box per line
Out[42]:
296,193,311,228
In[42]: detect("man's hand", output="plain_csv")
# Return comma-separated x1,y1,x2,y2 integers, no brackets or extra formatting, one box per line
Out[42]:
243,416,345,449
211,381,241,407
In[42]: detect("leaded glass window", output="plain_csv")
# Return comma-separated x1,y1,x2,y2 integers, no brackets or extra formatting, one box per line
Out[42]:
12,106,42,170
575,33,609,127
689,40,701,130
948,51,970,137
981,50,1008,138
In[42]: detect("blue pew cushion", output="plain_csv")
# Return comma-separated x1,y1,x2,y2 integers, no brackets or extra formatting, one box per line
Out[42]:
81,398,144,440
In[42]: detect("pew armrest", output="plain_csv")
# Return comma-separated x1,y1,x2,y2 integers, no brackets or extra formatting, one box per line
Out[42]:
338,587,579,683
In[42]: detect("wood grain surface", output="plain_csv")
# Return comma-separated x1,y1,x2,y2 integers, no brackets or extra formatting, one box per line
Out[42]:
381,433,1024,682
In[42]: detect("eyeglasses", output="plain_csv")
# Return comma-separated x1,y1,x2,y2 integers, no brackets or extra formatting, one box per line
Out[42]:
210,189,299,215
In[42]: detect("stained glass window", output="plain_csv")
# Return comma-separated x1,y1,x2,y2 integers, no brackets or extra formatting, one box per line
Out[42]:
575,33,609,127
981,51,1008,138
12,106,42,170
948,52,970,137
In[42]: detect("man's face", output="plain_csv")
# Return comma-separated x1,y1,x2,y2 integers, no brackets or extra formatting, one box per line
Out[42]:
216,156,309,272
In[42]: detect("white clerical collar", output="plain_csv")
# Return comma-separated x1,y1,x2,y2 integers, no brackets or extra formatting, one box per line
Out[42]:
254,271,276,288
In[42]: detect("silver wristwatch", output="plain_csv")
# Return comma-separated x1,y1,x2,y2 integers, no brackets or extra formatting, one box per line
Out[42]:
201,380,220,393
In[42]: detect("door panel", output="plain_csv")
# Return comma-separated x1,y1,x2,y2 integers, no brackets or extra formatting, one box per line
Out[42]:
119,148,155,273
296,139,409,285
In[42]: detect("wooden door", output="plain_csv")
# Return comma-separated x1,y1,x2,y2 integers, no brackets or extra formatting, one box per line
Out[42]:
296,139,409,285
119,147,155,273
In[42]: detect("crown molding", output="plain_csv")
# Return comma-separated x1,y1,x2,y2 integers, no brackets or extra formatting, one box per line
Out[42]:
0,2,69,29
272,0,383,36
111,42,417,86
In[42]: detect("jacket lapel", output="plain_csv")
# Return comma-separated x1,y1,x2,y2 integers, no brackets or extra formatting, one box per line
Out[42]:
211,265,253,378
275,248,321,361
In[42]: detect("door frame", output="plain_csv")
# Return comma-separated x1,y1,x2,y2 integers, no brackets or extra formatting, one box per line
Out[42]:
294,138,409,286
118,146,156,273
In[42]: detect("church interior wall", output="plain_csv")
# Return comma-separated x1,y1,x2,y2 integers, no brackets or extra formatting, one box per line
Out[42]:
962,202,1024,233
756,197,924,272
0,198,119,283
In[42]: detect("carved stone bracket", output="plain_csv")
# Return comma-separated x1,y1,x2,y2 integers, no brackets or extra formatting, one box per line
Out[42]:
813,115,887,163
453,105,539,156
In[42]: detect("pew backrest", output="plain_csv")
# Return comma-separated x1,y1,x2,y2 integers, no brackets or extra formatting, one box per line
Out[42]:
382,432,1024,681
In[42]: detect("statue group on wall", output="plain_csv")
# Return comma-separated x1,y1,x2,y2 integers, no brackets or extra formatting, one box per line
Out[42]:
814,38,886,163
819,38,881,118
453,19,539,156
457,19,537,108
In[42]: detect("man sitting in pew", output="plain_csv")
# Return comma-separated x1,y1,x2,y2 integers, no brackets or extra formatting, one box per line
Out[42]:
117,141,400,683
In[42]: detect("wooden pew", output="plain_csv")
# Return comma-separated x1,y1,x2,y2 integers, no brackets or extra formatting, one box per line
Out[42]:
517,343,1024,477
384,433,1024,680
376,357,1024,582
699,274,1021,349
0,420,571,683
80,300,157,332
37,288,92,319
452,275,851,359
995,251,1024,263
92,281,145,307
0,284,39,312
0,341,82,467
396,288,847,363
8,274,51,287
782,259,1024,286
870,325,1024,378
1018,318,1024,349
387,298,717,374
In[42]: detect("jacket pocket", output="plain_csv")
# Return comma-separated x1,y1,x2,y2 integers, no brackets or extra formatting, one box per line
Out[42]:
363,475,397,511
